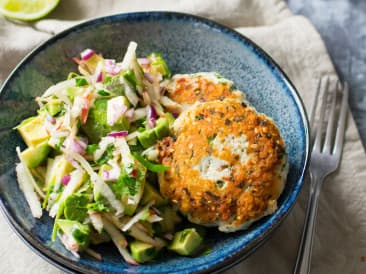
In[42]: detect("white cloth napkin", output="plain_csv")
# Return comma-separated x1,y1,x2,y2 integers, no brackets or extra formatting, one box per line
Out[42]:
0,1,365,273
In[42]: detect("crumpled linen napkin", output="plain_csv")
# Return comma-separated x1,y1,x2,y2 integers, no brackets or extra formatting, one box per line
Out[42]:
0,1,365,273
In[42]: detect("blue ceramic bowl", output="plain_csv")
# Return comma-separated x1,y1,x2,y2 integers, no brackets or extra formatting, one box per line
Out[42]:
0,12,309,274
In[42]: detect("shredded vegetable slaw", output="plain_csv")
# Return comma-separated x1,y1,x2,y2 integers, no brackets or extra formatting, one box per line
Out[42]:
15,42,202,264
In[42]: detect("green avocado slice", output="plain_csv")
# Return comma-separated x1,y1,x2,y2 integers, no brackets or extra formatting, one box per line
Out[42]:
21,141,50,168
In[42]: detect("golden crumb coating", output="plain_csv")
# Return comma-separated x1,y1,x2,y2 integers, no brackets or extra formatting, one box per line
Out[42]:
164,73,245,108
158,99,288,232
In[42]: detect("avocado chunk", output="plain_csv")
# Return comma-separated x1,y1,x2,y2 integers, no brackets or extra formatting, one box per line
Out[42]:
137,118,170,149
56,219,90,248
81,98,130,143
45,100,63,116
148,53,171,78
47,155,73,189
138,129,157,148
153,118,169,139
168,228,203,256
21,141,50,168
164,112,175,129
141,182,166,206
154,206,181,234
130,240,157,263
17,115,49,147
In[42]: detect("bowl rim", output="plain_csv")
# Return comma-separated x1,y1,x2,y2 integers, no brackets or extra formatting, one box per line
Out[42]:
0,11,310,274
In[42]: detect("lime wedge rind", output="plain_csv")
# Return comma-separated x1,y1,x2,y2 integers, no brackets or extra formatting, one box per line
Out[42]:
0,0,60,21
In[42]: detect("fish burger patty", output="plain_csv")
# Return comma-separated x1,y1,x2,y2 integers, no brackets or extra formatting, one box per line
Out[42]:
158,99,288,232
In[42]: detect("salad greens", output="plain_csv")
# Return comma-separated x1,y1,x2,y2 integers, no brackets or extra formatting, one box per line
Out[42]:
14,42,204,264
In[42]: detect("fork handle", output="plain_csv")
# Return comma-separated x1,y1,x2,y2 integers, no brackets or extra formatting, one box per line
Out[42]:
293,173,323,274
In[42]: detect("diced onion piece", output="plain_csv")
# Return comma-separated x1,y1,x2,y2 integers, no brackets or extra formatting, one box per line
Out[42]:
102,163,120,182
67,151,124,215
80,49,95,60
125,131,140,141
107,96,128,126
15,163,43,218
124,108,134,120
141,146,159,162
102,217,139,265
121,202,154,232
120,41,138,70
130,107,147,122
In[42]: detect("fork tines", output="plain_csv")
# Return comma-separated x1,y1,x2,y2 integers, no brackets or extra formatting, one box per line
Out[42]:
309,77,349,157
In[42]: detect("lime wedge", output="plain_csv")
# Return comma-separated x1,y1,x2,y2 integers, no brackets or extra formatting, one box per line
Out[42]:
0,0,59,21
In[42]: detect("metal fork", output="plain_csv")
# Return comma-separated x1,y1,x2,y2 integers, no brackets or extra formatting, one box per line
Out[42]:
293,77,349,274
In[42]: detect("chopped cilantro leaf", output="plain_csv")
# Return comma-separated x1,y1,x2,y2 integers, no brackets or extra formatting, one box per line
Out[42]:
95,144,114,165
75,77,88,87
87,201,110,212
86,144,99,155
97,89,110,96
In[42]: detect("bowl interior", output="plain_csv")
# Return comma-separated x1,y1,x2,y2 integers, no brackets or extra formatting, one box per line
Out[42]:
0,12,309,274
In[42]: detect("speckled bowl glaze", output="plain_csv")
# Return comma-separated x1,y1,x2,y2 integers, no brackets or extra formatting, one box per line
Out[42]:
0,12,310,274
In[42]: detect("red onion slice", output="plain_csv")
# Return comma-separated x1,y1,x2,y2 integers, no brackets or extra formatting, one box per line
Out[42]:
124,108,135,120
80,49,95,60
144,72,154,83
71,140,86,155
104,59,123,75
137,58,150,65
94,62,104,83
46,114,56,124
147,105,157,129
61,175,71,185
107,131,129,138
102,170,110,180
